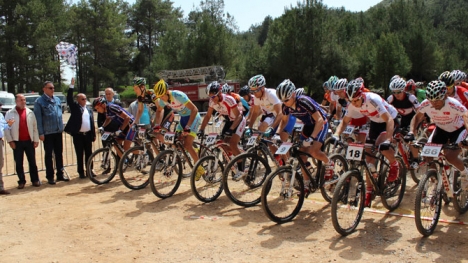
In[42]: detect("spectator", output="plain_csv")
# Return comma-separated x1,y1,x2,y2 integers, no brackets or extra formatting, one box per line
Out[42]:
97,87,123,132
64,78,96,179
0,110,14,194
34,81,68,185
5,94,39,189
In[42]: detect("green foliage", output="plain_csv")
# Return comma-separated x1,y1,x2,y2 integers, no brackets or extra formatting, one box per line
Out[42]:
119,85,138,99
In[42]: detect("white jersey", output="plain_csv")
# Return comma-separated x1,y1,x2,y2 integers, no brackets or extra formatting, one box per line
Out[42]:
209,94,238,121
253,88,281,116
330,92,340,103
346,92,398,123
418,97,466,132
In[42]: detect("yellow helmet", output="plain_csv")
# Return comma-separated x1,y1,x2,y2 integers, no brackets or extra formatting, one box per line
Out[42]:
153,79,168,97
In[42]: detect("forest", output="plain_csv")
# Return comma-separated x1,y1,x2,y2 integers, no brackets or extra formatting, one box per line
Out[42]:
0,0,467,100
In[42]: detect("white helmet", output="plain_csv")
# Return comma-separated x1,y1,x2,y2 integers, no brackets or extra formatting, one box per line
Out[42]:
332,78,348,91
295,88,305,97
389,77,406,92
221,83,231,94
276,79,296,101
248,75,266,90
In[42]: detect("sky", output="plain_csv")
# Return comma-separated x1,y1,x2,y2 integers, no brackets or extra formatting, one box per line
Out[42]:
131,0,382,32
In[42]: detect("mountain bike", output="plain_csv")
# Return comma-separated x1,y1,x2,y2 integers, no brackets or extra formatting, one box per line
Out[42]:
414,142,468,236
331,142,406,236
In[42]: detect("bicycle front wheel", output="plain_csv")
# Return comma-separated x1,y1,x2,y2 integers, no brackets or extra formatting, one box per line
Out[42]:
379,156,407,211
149,150,182,199
331,170,365,236
190,155,224,203
452,158,468,214
414,169,442,236
118,146,154,190
261,167,304,224
87,147,118,185
223,153,271,207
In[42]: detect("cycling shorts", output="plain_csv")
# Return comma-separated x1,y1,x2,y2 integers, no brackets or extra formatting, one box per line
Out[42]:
175,114,201,138
222,117,246,137
366,118,399,144
300,121,329,144
429,126,467,144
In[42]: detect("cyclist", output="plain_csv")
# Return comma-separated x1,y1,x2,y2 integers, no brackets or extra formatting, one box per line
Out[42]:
152,79,202,167
93,97,135,157
276,79,334,195
405,80,468,191
246,74,296,164
222,83,249,116
199,81,246,175
387,77,421,169
438,71,468,108
333,79,399,207
239,85,254,117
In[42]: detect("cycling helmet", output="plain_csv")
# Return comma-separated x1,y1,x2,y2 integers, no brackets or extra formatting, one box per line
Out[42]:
153,79,168,97
332,78,348,91
248,75,266,90
390,75,400,83
133,77,146,86
276,79,296,101
415,81,425,89
295,88,305,97
322,81,330,91
206,81,221,94
327,76,339,90
426,80,447,101
389,78,406,92
405,79,416,91
346,79,364,99
93,97,107,108
239,85,250,97
451,70,467,83
221,83,231,94
438,71,455,87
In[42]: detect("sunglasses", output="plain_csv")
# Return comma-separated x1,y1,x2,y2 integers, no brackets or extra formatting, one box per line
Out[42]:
251,88,262,93
392,91,403,94
209,92,219,99
47,87,54,90
351,98,361,103
282,98,292,103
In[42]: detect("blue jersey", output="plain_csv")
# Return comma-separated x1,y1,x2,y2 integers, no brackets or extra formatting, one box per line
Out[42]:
282,95,327,126
159,90,192,117
106,103,134,127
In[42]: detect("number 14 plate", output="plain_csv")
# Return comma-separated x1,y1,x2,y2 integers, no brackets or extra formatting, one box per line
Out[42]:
421,143,442,157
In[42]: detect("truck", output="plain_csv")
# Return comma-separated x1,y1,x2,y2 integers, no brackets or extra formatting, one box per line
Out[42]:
159,66,240,112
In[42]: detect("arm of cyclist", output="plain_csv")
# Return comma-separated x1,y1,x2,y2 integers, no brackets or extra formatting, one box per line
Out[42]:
310,111,325,139
228,106,243,133
184,100,199,131
333,115,352,137
409,111,426,136
118,111,132,131
246,105,261,127
133,101,144,126
199,106,214,132
270,103,284,130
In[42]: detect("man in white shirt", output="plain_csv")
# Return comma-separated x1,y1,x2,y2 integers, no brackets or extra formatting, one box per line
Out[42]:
64,78,96,178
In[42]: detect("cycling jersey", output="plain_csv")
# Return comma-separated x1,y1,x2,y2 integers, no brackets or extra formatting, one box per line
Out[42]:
345,92,397,123
387,92,420,116
253,88,281,116
209,94,239,121
282,95,327,126
240,97,250,116
449,86,468,108
416,89,426,103
417,97,466,132
158,90,192,117
323,92,332,104
106,103,135,127
137,89,157,111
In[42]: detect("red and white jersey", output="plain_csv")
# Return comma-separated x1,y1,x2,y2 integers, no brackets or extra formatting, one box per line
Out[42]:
209,94,239,121
450,86,468,108
418,97,467,132
345,92,397,123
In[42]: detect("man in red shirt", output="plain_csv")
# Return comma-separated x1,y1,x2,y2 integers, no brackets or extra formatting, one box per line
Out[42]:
5,94,40,189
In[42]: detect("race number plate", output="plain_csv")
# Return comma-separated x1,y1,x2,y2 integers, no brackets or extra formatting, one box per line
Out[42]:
246,135,259,146
275,142,293,155
343,125,355,135
346,143,364,161
205,133,218,146
164,132,175,144
138,128,146,137
101,132,111,141
421,143,442,158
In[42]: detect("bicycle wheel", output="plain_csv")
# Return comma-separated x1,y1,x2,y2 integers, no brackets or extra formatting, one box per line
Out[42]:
331,170,365,236
452,158,468,214
320,154,348,203
149,150,182,199
190,155,224,203
409,137,428,184
379,156,407,211
261,167,305,224
414,169,442,236
118,145,154,190
87,147,118,185
223,152,271,207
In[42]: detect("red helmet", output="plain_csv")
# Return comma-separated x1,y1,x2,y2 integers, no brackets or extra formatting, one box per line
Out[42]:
405,79,416,91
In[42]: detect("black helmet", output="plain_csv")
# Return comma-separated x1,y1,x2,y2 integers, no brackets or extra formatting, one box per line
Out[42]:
239,85,250,97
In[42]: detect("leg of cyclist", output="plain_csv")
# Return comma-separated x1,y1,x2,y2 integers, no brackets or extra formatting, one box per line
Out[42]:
440,128,468,190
